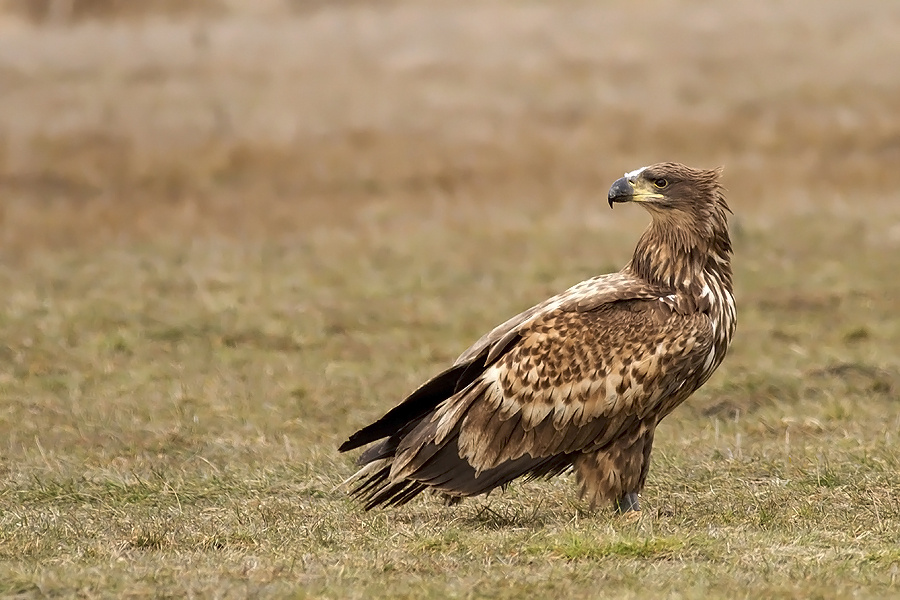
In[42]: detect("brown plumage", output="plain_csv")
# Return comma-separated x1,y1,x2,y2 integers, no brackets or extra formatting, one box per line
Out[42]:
339,163,736,513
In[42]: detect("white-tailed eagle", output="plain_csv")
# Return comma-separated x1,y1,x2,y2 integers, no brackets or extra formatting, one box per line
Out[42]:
339,163,736,513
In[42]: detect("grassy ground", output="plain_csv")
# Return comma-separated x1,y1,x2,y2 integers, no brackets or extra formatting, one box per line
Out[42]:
1,0,900,597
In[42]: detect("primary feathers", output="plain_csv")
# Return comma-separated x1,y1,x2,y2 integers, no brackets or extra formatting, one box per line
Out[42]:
339,162,736,513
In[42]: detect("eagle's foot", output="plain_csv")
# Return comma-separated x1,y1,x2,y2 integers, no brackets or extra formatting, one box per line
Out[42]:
614,492,641,514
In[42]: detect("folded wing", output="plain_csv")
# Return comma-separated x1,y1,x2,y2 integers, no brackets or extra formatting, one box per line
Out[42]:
341,272,715,508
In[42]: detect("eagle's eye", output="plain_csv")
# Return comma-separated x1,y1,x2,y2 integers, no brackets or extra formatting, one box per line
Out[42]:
652,178,668,189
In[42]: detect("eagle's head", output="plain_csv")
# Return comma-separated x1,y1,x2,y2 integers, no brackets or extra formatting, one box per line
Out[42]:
607,162,725,216
610,162,733,288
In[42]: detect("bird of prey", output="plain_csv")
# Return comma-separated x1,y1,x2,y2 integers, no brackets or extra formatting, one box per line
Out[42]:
339,162,736,513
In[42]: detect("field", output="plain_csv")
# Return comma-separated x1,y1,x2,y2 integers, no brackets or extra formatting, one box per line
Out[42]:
1,0,900,597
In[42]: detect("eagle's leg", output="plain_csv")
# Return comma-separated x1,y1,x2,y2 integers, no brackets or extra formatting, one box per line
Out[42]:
615,492,640,513
575,423,656,513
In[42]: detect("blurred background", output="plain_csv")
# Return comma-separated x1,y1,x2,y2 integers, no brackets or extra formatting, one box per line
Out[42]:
2,0,899,253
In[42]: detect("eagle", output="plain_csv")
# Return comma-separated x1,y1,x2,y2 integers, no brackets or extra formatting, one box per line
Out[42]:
339,163,735,513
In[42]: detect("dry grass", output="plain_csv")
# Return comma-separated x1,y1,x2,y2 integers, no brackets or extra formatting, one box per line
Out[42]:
1,0,900,597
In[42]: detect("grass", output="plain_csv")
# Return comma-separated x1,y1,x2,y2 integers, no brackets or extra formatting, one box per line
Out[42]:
1,0,900,597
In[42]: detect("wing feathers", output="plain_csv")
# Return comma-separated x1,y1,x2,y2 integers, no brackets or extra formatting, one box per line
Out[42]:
342,270,720,509
339,361,475,452
454,302,714,470
455,273,667,365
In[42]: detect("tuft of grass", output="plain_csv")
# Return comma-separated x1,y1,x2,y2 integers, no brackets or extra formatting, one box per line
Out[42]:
532,534,688,561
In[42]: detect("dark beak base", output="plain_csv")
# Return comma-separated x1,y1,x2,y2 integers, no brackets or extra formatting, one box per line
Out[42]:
607,177,634,208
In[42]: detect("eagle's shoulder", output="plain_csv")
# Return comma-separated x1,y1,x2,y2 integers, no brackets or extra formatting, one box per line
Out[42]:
455,271,669,367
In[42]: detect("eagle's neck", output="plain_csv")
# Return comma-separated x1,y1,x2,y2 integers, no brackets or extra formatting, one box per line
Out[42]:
627,208,733,296
626,205,736,363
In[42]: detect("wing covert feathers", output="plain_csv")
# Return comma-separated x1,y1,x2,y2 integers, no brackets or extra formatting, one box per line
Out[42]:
456,272,666,365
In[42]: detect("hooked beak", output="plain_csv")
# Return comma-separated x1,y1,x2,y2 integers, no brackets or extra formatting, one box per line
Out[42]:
607,177,634,208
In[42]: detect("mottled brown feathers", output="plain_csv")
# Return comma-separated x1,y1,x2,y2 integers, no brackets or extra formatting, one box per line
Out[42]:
340,163,736,512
